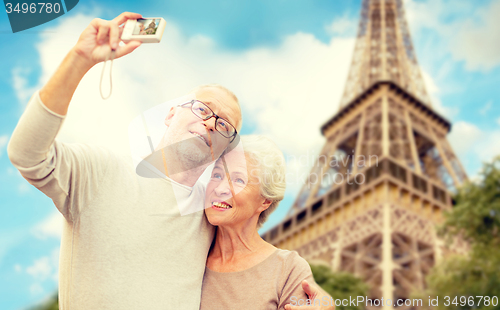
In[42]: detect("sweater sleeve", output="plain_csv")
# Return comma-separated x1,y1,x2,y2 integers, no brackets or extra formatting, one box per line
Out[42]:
278,251,316,309
7,91,111,222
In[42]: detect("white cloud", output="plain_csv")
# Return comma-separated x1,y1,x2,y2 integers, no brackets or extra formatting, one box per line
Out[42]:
402,0,500,121
13,13,355,199
50,247,59,282
451,1,500,71
33,212,63,239
18,182,31,194
23,247,59,295
29,283,44,295
6,165,35,195
325,14,357,37
25,249,60,295
449,121,500,171
26,256,52,281
448,120,500,182
0,134,8,157
420,69,457,118
448,121,482,158
405,0,500,72
404,0,438,31
284,147,324,194
478,131,500,162
479,100,493,115
12,67,37,105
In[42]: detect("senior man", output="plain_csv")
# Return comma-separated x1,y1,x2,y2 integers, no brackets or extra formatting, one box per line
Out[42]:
8,12,334,310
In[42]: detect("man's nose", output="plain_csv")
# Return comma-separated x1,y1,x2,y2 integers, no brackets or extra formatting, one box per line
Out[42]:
202,117,217,132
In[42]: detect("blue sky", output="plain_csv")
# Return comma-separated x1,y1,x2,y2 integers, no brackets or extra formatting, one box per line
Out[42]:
1,0,500,309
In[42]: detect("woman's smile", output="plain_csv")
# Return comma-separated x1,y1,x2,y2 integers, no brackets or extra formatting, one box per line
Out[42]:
211,201,232,210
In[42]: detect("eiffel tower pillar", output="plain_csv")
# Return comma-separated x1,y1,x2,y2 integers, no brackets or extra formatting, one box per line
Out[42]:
382,201,394,309
262,0,469,309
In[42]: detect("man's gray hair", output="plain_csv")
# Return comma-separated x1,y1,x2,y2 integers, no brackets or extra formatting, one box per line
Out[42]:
240,135,286,227
190,83,242,131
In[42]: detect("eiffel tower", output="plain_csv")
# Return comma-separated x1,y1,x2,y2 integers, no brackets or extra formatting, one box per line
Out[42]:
262,0,468,308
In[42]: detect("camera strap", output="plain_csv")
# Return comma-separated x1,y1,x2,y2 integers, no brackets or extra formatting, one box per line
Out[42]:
99,49,116,100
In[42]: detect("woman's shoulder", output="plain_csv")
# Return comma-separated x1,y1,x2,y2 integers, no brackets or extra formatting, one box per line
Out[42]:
274,248,306,261
273,249,311,273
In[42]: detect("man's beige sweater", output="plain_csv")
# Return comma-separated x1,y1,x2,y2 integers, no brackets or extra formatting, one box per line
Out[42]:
8,91,214,310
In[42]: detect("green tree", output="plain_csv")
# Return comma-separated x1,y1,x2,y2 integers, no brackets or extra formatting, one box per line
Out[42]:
440,157,500,246
30,294,58,310
310,264,370,310
421,157,500,310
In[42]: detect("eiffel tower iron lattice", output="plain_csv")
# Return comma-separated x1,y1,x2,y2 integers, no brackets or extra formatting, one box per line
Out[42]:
262,0,469,309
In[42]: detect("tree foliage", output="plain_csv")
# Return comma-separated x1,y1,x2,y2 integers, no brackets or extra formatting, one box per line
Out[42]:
440,157,500,246
422,157,500,310
30,294,58,310
310,264,370,310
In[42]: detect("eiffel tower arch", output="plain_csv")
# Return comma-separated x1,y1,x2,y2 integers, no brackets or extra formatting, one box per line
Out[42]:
262,0,468,309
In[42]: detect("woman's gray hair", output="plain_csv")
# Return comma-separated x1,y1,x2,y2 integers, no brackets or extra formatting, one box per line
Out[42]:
240,135,286,227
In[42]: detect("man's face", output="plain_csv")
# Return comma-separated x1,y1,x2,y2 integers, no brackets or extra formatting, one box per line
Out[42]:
163,87,241,168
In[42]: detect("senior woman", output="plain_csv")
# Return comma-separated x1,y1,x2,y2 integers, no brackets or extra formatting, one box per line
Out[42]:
201,135,317,309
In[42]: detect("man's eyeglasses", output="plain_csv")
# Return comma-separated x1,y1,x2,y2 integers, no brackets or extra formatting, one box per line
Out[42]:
179,100,238,142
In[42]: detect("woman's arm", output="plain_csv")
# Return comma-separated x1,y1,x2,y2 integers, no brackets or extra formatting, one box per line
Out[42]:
277,251,335,310
285,280,336,310
277,252,316,309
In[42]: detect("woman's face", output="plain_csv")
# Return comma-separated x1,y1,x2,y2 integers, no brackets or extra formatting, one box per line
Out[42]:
204,150,270,228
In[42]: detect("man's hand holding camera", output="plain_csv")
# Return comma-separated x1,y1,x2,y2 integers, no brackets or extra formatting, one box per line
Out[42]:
73,12,143,70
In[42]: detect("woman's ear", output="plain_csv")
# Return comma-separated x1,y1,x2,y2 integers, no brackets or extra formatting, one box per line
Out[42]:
164,107,176,126
258,198,273,213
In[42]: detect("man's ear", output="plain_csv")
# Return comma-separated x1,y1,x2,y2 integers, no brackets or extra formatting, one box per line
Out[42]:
164,107,176,126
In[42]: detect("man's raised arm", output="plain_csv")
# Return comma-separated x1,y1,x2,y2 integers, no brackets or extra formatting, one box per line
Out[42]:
7,12,142,220
8,12,141,166
41,12,142,115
